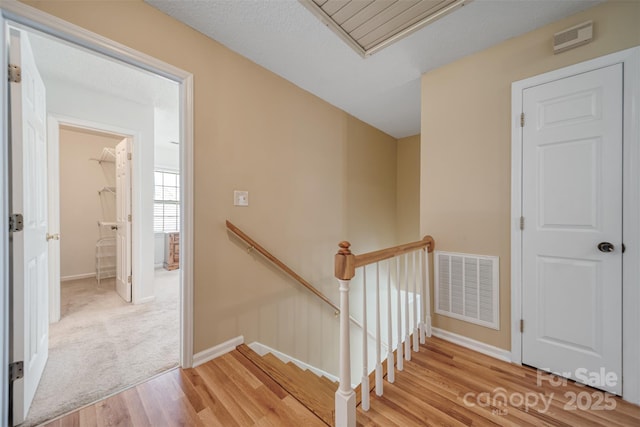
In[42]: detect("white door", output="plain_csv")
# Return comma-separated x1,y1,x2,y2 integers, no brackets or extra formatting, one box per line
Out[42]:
115,138,132,302
9,28,49,425
521,64,623,395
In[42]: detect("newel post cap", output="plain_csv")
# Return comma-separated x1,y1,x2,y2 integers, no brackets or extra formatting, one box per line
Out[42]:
338,241,351,255
335,241,355,280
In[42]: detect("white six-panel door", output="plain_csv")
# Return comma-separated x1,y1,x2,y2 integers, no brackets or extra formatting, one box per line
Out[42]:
115,138,132,302
521,64,623,395
9,28,49,424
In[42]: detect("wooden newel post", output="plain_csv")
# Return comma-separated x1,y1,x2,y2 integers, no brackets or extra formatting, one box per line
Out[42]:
335,241,356,280
335,241,356,427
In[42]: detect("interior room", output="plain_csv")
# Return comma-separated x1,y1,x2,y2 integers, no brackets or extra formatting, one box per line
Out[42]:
2,1,640,426
8,27,183,426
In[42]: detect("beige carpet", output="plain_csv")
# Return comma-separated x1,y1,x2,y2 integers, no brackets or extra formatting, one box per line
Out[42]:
23,269,180,426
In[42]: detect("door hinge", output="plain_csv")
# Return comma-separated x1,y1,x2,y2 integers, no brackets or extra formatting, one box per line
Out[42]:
8,64,21,83
127,214,132,222
9,361,24,382
520,112,525,127
520,319,524,333
519,216,524,230
127,153,132,161
127,275,132,284
9,213,24,232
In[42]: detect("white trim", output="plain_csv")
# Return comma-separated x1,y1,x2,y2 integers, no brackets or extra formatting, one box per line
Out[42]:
192,336,244,368
1,0,195,374
48,116,144,305
249,342,340,383
511,46,640,405
431,327,511,363
180,73,194,368
1,11,9,426
60,273,96,282
46,114,61,323
0,0,187,81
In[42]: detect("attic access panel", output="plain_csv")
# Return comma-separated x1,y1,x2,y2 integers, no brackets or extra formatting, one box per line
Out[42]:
301,0,472,57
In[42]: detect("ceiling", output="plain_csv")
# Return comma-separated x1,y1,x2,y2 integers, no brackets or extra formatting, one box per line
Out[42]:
25,29,179,149
27,31,178,114
145,0,601,138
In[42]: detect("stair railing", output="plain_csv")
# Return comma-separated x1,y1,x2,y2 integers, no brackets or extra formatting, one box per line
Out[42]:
334,236,435,427
227,220,339,312
225,220,382,347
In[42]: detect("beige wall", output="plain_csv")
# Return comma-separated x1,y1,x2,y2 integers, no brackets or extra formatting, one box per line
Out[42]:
23,0,398,369
346,116,398,251
59,126,121,279
396,135,420,243
421,1,640,350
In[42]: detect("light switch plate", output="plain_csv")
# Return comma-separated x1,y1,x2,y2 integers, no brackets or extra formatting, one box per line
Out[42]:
234,190,249,206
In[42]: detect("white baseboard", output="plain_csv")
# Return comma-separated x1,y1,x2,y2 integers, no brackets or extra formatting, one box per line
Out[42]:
193,336,244,368
431,327,511,363
249,342,339,382
61,273,96,282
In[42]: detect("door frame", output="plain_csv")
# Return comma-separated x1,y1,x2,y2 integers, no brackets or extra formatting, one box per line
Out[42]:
46,114,60,323
1,9,10,425
510,46,640,404
0,0,194,391
48,116,142,318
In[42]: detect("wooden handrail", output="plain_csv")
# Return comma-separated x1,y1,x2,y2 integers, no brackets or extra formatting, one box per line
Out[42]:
226,220,340,314
335,235,434,280
226,220,391,349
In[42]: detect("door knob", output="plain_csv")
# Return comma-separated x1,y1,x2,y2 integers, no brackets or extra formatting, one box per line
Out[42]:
46,233,60,241
597,242,615,253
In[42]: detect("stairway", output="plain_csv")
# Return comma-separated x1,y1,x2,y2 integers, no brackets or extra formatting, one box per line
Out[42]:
237,344,339,426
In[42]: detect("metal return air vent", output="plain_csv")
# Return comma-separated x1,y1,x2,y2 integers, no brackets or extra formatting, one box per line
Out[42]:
301,0,472,57
435,250,499,329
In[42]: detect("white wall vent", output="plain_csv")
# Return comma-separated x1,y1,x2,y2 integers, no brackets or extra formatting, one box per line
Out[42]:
435,251,499,329
553,20,593,54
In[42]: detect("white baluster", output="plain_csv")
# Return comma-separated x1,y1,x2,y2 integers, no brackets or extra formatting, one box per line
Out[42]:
386,259,395,383
418,250,426,344
404,253,411,361
396,256,403,371
336,279,356,427
362,267,369,411
424,247,432,338
413,251,419,352
375,263,383,396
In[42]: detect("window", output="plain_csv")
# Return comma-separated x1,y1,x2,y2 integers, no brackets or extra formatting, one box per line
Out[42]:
154,170,179,232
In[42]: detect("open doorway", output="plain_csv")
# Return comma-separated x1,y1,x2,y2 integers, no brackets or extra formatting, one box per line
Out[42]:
7,24,184,426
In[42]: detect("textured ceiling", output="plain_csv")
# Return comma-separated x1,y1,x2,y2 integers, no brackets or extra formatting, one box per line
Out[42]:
28,31,178,113
146,0,601,138
25,30,179,149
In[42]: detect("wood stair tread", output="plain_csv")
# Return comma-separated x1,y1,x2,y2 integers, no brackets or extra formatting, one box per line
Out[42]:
237,344,334,426
282,361,337,391
297,367,337,401
280,361,337,402
316,373,338,391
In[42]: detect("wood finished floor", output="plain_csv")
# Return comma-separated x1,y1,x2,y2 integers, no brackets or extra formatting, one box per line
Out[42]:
42,350,326,427
357,337,640,426
43,336,640,426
